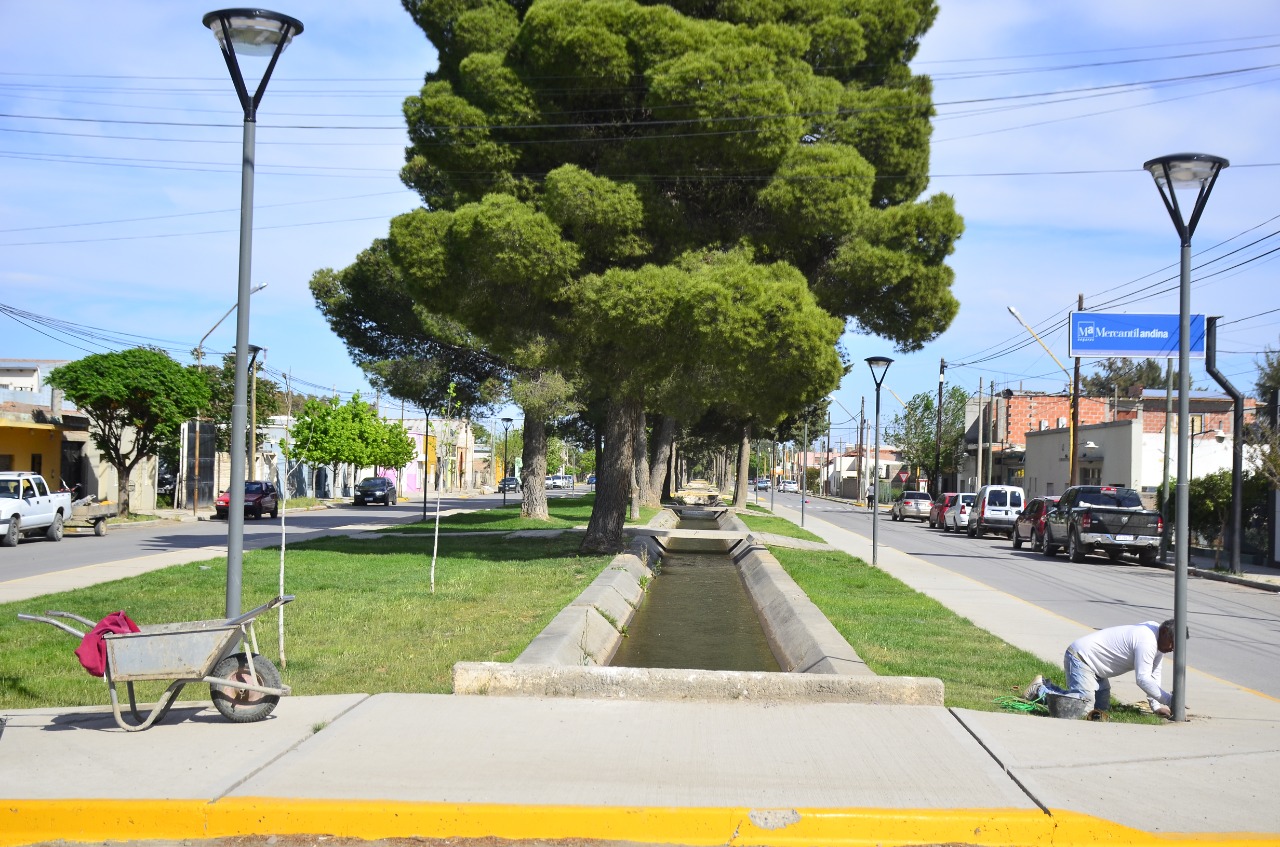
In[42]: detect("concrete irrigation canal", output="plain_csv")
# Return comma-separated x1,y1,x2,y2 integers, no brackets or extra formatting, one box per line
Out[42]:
452,508,943,705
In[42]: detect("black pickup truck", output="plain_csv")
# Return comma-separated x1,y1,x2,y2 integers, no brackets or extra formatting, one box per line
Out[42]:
1042,485,1163,564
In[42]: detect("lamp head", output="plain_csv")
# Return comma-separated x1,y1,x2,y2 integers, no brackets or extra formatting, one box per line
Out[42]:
1143,152,1228,243
1214,429,1226,443
501,417,513,426
203,9,303,56
865,356,893,387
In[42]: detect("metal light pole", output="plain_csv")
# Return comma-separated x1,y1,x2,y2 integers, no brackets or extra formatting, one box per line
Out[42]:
247,345,262,481
866,356,893,567
501,417,513,506
204,8,302,617
1144,151,1228,722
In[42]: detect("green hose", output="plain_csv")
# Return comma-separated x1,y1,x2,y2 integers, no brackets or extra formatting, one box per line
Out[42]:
994,694,1048,714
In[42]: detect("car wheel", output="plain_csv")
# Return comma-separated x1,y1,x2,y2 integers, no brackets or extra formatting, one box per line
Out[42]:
1139,548,1160,565
1012,530,1023,550
1043,532,1059,556
1032,530,1044,553
45,513,64,542
1068,530,1086,563
942,520,951,533
966,521,977,538
928,517,935,528
2,515,20,547
270,504,278,519
253,503,263,520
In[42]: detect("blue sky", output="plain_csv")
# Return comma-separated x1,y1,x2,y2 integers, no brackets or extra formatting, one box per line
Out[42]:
3,2,1277,446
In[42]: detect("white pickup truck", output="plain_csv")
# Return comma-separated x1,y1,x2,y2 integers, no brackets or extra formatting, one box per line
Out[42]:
0,472,72,547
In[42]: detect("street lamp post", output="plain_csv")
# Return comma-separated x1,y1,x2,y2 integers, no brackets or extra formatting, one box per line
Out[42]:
1144,151,1228,723
204,8,302,618
866,356,893,567
501,417,513,507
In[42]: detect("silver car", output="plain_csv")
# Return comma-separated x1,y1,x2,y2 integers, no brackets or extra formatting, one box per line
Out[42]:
890,490,933,522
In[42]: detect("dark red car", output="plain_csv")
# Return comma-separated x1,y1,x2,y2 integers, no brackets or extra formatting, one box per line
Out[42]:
929,493,958,528
215,481,279,520
1012,495,1059,552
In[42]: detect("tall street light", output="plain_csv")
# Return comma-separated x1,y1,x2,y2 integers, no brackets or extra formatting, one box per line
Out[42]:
501,417,513,507
204,8,303,618
866,356,893,567
1144,151,1228,723
1008,306,1076,486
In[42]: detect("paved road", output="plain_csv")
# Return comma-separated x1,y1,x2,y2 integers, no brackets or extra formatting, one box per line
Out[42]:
771,491,1280,700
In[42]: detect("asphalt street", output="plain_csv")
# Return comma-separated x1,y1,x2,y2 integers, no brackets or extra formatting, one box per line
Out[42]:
766,490,1280,700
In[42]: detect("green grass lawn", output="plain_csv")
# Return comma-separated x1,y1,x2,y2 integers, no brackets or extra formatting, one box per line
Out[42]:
2,534,611,710
737,513,825,543
387,494,660,533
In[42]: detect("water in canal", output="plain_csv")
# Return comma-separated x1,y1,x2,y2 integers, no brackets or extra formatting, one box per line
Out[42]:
609,518,779,672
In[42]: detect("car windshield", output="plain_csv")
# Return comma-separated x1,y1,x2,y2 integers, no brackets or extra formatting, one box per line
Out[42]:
959,495,974,505
988,490,1007,507
358,478,385,489
906,492,929,500
245,482,264,494
1077,488,1143,508
0,481,18,499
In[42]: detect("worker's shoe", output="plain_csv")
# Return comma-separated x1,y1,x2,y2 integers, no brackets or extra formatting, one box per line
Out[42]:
1022,675,1044,701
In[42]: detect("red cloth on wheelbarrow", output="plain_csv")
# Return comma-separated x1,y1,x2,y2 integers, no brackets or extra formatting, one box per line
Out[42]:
74,611,140,677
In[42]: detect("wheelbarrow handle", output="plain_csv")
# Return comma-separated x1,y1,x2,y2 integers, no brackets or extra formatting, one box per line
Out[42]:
44,610,97,627
17,613,86,638
224,594,295,628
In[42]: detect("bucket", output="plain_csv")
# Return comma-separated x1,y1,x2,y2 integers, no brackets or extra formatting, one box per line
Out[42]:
1045,692,1092,720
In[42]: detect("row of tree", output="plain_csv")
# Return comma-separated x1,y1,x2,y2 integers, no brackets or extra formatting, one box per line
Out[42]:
46,348,414,515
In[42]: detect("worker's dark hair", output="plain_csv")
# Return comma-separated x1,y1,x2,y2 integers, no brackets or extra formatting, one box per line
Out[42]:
1159,618,1188,640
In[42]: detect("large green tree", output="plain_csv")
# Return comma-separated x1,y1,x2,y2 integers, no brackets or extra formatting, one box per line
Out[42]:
1082,357,1167,397
48,348,208,516
885,384,968,487
381,0,962,550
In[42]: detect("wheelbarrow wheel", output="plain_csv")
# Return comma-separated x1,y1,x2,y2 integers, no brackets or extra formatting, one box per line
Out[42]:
210,652,282,723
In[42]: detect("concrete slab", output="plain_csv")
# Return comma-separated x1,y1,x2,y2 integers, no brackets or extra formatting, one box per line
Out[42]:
0,694,368,800
231,693,1034,809
954,707,1280,834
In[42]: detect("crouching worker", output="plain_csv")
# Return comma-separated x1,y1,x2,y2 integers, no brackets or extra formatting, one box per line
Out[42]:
1024,619,1181,718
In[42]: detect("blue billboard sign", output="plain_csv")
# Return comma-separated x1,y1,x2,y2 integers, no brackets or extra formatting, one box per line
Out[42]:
1069,312,1204,359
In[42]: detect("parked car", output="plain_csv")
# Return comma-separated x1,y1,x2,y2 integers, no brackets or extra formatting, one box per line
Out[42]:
498,476,521,493
0,472,72,547
929,493,958,528
1042,485,1163,563
779,479,799,493
215,480,278,520
942,493,975,532
967,484,1026,538
546,475,572,490
890,490,933,522
1012,495,1059,551
586,474,596,485
756,478,771,490
354,476,396,506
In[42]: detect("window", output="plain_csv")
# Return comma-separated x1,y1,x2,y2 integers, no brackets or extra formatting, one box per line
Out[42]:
30,454,42,474
33,477,48,496
1010,490,1023,508
989,490,1008,507
0,455,12,472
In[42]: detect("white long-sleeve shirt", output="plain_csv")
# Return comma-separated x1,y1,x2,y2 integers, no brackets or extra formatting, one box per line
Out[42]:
1070,621,1170,709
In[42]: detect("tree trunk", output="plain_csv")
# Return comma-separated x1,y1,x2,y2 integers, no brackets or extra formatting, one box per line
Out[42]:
633,406,651,508
733,424,752,507
646,416,675,507
116,464,132,517
581,397,636,554
521,414,549,520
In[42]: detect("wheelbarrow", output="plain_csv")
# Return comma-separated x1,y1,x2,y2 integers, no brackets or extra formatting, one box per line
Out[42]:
19,595,294,731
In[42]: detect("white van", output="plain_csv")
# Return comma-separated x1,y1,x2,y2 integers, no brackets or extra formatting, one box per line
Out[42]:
967,484,1026,538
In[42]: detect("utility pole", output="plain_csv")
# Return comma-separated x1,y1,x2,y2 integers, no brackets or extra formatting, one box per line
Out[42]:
801,418,808,526
1160,360,1174,560
977,377,984,491
934,358,946,498
1071,293,1083,486
858,396,866,502
826,410,832,496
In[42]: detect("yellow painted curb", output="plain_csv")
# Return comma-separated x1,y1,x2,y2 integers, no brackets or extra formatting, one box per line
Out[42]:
3,800,1278,847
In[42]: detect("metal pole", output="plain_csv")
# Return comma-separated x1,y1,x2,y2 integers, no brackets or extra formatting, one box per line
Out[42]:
934,358,945,498
872,385,882,566
801,419,807,526
225,118,255,619
1173,240,1191,722
1160,360,1173,560
977,377,984,491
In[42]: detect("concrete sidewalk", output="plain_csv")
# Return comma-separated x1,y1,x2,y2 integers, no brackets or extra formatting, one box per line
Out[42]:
3,508,1279,846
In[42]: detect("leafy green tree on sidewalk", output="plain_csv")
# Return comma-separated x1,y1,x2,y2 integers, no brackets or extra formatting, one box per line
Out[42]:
48,348,208,516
